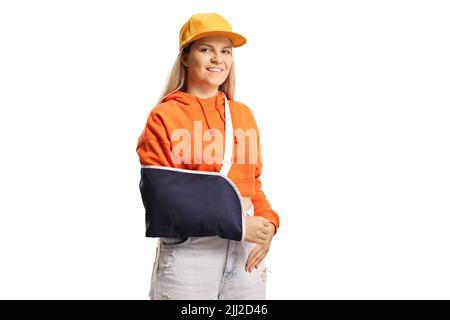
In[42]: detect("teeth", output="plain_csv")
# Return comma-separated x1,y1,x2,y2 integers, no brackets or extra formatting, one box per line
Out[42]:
207,68,222,72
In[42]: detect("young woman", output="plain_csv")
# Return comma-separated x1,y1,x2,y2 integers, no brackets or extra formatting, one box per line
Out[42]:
136,13,280,300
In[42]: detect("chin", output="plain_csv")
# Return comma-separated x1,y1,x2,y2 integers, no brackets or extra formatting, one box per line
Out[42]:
205,80,224,87
204,75,227,85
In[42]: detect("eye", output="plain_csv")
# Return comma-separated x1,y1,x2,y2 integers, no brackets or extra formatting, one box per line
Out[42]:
223,50,232,54
200,48,210,52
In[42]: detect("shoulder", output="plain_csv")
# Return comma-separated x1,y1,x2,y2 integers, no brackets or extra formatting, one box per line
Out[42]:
149,100,176,116
229,99,259,128
229,99,257,119
145,100,179,124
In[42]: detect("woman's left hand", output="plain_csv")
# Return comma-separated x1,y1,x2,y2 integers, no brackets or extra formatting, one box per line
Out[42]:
245,223,275,273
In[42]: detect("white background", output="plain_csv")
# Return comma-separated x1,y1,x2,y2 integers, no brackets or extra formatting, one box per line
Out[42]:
0,0,449,299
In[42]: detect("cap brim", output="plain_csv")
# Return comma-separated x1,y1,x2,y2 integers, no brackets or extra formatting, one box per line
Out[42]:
180,30,247,51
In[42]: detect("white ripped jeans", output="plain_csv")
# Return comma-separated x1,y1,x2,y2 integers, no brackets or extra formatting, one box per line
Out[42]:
149,204,268,300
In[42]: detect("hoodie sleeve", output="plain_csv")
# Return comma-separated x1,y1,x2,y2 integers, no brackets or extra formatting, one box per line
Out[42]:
250,113,280,236
136,108,177,167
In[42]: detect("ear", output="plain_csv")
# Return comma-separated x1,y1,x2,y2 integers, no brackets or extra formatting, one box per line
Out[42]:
181,54,188,68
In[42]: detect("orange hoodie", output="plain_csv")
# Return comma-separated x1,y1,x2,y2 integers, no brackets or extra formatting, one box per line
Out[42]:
136,90,280,235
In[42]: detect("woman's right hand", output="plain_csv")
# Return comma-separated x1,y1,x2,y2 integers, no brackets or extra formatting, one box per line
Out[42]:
244,216,272,244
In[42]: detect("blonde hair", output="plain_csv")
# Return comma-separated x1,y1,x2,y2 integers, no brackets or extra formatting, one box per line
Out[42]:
156,41,236,104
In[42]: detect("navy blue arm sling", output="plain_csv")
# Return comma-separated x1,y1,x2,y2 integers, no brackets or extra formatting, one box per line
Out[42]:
139,94,248,241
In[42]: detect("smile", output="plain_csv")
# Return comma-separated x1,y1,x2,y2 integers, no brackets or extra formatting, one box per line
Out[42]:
206,67,223,73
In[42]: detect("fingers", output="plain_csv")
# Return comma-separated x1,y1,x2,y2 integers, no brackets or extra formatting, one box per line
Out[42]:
245,249,257,272
245,245,260,272
246,250,266,273
257,229,271,242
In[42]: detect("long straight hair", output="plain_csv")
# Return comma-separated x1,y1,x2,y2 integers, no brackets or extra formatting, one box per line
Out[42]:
156,41,236,105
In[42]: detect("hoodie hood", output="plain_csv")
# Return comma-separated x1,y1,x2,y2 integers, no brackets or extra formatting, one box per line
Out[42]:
162,90,226,111
162,90,227,131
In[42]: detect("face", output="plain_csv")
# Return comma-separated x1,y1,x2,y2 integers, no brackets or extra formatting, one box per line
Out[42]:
182,36,233,89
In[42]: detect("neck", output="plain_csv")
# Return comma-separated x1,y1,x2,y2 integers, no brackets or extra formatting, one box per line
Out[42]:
185,84,219,99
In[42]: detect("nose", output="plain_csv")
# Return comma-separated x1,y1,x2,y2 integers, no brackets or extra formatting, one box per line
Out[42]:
211,53,222,64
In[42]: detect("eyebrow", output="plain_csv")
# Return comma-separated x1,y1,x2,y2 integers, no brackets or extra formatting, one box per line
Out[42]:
197,43,233,49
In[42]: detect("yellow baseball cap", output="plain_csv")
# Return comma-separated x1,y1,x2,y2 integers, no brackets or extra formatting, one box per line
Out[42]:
179,13,247,51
